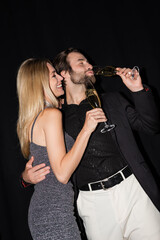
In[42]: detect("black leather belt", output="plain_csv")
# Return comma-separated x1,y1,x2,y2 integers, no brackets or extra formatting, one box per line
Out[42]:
80,166,132,191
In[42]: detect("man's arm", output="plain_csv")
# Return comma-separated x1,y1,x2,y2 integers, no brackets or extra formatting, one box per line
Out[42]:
116,67,160,134
20,156,50,187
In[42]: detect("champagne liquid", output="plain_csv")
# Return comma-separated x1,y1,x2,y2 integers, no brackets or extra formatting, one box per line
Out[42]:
94,66,117,77
86,89,101,108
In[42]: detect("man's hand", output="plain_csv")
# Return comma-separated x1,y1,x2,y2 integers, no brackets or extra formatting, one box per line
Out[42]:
116,67,144,92
22,156,50,184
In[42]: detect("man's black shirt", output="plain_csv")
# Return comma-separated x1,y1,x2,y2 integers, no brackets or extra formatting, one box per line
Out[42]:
62,99,127,189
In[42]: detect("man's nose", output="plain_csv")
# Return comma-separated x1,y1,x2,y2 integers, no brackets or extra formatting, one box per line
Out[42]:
87,63,93,70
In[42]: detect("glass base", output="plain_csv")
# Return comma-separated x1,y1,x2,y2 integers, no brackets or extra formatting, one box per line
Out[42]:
100,124,115,133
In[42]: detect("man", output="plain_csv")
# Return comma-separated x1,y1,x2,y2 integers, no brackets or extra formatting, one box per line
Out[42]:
22,48,160,240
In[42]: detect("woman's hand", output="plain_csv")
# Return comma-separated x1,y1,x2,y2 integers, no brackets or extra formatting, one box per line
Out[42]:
83,108,107,133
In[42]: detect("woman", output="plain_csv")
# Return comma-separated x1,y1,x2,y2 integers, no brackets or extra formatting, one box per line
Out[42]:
17,58,106,240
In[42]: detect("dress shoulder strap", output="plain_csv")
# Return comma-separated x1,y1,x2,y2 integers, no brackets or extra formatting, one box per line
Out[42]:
31,111,42,142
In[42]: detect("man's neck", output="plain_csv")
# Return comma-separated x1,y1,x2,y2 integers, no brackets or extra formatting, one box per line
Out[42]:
66,84,86,105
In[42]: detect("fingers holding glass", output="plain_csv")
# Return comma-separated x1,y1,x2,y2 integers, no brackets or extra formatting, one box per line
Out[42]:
116,66,140,80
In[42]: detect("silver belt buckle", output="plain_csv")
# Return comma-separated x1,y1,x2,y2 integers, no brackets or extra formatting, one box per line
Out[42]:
100,180,108,190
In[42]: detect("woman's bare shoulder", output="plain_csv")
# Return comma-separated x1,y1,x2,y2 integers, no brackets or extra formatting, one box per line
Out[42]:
42,108,62,124
43,107,61,115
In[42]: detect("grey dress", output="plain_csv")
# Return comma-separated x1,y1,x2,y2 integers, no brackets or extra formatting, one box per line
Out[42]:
28,114,81,240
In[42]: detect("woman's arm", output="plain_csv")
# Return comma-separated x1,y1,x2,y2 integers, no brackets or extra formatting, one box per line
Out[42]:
43,108,106,184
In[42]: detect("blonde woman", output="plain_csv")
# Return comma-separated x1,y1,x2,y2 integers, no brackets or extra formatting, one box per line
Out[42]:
17,58,106,240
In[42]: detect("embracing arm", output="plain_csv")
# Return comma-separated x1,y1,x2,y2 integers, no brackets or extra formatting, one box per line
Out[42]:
44,108,106,184
21,156,50,186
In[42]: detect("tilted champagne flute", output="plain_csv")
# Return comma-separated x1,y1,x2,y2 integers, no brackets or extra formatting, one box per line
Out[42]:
85,80,115,133
93,65,140,80
130,66,139,80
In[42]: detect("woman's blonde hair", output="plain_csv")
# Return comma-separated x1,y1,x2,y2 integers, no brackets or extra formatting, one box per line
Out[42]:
17,58,58,159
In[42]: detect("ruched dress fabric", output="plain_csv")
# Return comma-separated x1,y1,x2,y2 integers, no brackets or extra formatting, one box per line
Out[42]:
28,130,80,240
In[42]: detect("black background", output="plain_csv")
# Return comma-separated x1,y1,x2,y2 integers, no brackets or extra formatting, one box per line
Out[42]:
1,1,160,239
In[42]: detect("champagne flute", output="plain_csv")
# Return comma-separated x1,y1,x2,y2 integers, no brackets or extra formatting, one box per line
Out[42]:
85,80,115,133
93,66,117,77
131,66,139,80
93,65,140,80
